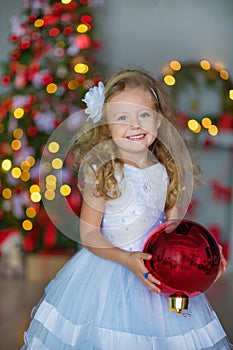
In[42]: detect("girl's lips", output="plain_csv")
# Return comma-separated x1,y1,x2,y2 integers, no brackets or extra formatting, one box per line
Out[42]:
126,133,146,140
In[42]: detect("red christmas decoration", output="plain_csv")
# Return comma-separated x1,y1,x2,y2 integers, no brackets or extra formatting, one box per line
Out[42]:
143,219,220,314
0,143,11,154
203,138,214,148
80,0,89,5
92,40,102,50
28,14,37,23
43,15,59,27
49,27,60,37
27,125,38,137
218,113,233,130
81,15,93,23
211,180,232,203
20,37,31,50
1,75,11,86
23,230,39,252
177,111,189,128
9,61,20,73
222,242,230,261
75,34,91,49
42,75,53,85
11,50,20,60
209,224,222,243
43,221,57,248
208,224,230,261
9,34,18,43
186,197,198,216
63,26,74,36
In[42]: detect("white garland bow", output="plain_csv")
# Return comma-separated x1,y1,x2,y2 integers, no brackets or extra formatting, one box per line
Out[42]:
82,82,105,123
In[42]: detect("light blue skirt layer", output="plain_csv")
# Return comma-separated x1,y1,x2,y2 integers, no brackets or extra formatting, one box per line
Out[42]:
21,247,232,350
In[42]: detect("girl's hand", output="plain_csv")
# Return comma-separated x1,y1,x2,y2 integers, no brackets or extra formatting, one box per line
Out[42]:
214,244,227,283
124,251,161,293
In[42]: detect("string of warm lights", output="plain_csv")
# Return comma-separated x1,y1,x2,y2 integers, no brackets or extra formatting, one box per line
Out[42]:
162,59,233,137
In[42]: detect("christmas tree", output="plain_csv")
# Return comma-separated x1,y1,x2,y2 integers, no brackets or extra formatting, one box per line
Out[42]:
0,0,102,252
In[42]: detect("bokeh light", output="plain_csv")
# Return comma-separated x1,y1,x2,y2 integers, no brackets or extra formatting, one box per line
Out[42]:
208,125,218,136
46,174,57,185
30,184,40,193
20,161,31,171
1,159,12,172
201,117,212,129
11,167,22,178
68,80,78,90
200,60,211,70
22,220,33,231
60,184,71,196
41,162,52,173
2,188,12,199
13,128,24,139
229,89,233,100
169,60,181,71
26,207,37,218
48,141,60,153
11,139,22,151
163,75,176,86
46,83,58,94
13,108,24,119
21,171,30,182
52,158,63,169
44,190,56,200
220,70,229,80
77,24,89,33
188,119,201,133
30,192,42,203
74,63,89,74
26,156,36,167
34,19,44,27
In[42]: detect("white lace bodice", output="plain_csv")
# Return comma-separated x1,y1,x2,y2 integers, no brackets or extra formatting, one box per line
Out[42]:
101,163,168,250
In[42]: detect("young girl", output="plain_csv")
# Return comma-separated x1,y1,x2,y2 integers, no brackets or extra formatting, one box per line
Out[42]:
22,69,231,349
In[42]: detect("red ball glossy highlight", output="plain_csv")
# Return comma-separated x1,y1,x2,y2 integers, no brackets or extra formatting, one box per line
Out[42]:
143,220,220,297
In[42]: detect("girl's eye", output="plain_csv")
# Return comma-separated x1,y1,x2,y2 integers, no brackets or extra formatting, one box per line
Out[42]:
140,112,151,118
117,115,127,121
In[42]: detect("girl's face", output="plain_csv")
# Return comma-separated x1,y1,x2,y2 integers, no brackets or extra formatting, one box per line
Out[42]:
107,87,161,160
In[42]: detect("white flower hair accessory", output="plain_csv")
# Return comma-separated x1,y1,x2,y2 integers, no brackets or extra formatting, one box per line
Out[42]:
82,81,105,123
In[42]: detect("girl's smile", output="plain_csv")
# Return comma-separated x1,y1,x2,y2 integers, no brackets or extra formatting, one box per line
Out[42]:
126,133,147,141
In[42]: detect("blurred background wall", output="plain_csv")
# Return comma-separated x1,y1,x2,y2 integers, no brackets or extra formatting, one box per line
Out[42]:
94,0,233,76
1,1,233,77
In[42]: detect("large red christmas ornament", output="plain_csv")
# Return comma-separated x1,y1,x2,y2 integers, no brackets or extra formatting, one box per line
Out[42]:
143,219,220,314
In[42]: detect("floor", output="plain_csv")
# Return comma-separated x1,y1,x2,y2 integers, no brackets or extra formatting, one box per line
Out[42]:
0,264,233,350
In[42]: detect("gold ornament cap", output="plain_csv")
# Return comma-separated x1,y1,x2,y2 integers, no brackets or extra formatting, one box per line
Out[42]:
169,293,189,314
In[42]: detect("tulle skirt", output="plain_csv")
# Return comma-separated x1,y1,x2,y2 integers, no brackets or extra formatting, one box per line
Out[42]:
22,248,231,350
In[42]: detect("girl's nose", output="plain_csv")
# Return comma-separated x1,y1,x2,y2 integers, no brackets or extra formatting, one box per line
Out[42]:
129,115,141,129
129,123,140,129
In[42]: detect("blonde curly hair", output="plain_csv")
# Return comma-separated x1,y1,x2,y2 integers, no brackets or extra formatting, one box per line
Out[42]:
70,68,194,211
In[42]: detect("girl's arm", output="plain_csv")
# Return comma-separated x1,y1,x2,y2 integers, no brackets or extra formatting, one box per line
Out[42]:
80,189,161,293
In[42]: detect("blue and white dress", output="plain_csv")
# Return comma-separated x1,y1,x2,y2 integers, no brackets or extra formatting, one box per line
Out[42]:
22,163,231,350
